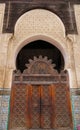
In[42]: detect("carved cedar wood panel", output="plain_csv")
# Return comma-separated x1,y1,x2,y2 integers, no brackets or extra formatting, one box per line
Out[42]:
8,56,72,130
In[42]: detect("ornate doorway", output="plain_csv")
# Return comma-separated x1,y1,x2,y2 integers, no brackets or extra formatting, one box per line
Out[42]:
8,56,73,130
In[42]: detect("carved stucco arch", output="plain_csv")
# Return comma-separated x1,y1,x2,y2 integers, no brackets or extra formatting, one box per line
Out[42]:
10,9,68,70
5,8,78,90
14,9,65,38
14,8,66,34
13,35,68,70
14,9,65,41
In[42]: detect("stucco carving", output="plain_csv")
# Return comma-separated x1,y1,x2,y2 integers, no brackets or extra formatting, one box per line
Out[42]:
14,9,65,41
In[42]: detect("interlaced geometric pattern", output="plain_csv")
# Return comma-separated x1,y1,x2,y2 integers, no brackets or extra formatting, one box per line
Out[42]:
9,84,28,130
30,85,52,129
9,58,72,130
41,86,52,128
30,85,40,128
54,85,71,128
9,84,72,130
8,56,72,130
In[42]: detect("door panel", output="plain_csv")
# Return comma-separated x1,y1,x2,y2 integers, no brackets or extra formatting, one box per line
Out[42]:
29,85,41,128
40,85,52,128
9,84,72,130
9,84,29,129
29,85,53,129
53,84,72,128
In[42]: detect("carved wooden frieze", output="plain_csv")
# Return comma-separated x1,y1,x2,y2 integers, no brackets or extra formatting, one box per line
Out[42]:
24,56,56,74
12,56,68,84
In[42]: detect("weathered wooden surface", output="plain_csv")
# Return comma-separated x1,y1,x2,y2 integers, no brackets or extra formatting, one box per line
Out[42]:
8,57,72,130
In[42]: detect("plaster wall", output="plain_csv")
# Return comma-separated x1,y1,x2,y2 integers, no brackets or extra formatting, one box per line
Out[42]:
0,6,78,90
73,5,80,87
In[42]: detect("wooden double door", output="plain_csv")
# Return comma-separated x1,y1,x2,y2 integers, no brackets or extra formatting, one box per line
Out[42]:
9,83,72,130
28,85,53,129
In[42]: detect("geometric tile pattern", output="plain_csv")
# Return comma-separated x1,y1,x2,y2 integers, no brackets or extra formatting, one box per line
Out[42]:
71,95,80,130
0,95,10,130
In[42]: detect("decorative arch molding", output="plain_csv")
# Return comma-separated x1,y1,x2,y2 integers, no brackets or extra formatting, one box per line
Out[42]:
13,35,68,71
8,9,68,70
6,8,77,89
2,8,77,91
